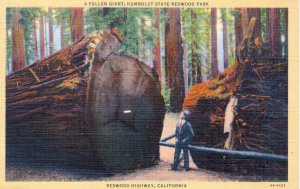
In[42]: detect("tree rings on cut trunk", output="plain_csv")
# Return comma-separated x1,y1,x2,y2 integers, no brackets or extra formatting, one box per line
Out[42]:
87,54,165,172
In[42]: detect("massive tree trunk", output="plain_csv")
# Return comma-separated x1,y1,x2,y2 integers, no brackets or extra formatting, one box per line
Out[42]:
266,8,281,57
235,8,251,55
181,11,188,95
205,24,210,80
123,8,128,37
183,19,287,177
48,8,54,54
153,8,162,83
234,8,243,55
191,9,202,84
221,9,229,69
266,8,273,44
32,18,39,61
103,8,110,16
71,8,84,43
248,8,261,39
11,8,25,72
210,8,219,78
39,11,45,59
6,29,165,172
241,8,249,36
165,8,185,112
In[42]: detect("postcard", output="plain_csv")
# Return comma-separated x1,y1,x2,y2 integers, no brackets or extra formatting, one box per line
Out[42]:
0,0,298,188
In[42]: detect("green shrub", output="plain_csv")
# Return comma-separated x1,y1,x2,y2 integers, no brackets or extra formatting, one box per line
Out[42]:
161,84,171,112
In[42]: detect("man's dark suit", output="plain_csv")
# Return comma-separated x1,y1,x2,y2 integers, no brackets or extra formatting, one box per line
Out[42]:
172,119,194,170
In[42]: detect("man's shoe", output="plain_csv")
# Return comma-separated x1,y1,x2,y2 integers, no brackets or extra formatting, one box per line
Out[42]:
184,168,190,171
169,168,178,171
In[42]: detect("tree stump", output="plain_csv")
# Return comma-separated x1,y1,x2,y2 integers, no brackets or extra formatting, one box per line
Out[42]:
6,28,165,172
183,19,287,177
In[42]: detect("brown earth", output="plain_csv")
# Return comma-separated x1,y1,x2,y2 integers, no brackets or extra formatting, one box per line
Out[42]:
6,113,281,181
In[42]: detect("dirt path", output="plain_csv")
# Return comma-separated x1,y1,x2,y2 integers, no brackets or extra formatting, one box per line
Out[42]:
6,113,265,181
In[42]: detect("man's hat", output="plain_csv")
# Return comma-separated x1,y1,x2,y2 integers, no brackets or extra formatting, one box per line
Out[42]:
182,109,190,120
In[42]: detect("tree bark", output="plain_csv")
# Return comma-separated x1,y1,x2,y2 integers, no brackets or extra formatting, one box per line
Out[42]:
266,9,272,43
183,20,287,176
32,18,39,61
39,11,45,59
103,8,110,16
181,11,189,95
248,8,261,39
234,8,243,55
153,8,162,83
205,24,210,79
71,8,84,43
221,9,229,69
165,8,185,112
283,8,288,60
48,8,54,54
191,9,202,84
6,29,165,171
124,8,128,37
211,8,219,78
267,8,281,57
11,8,25,72
241,8,249,37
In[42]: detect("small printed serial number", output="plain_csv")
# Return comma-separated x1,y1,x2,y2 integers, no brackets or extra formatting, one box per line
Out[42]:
270,184,286,187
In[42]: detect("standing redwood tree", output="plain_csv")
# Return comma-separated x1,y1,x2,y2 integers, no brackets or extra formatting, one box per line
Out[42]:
123,8,128,37
32,18,39,61
60,8,65,48
267,8,282,57
241,8,249,35
210,8,219,78
11,8,25,72
283,8,288,60
48,8,54,54
205,24,210,74
39,11,45,59
191,9,202,84
266,8,281,57
234,8,243,54
71,8,84,43
103,8,110,16
234,8,249,55
165,8,185,112
153,8,162,82
248,8,261,39
181,12,189,95
221,9,229,69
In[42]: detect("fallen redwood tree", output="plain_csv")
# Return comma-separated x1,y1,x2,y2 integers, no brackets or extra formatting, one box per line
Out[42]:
183,18,287,177
6,28,165,172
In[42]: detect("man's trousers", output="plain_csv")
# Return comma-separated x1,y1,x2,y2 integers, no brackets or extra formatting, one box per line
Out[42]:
172,142,189,170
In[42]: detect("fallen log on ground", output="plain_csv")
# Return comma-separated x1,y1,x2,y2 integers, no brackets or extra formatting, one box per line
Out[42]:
6,28,165,172
183,18,287,177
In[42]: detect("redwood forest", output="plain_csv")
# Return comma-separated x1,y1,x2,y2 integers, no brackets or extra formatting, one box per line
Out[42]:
6,8,288,181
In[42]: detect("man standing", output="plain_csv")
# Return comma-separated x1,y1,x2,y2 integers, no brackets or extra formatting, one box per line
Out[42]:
171,110,194,171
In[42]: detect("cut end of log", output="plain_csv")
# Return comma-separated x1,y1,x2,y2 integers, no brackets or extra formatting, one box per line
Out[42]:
87,54,165,172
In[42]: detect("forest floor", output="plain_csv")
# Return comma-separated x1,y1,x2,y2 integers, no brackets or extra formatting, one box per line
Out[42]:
6,113,282,182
